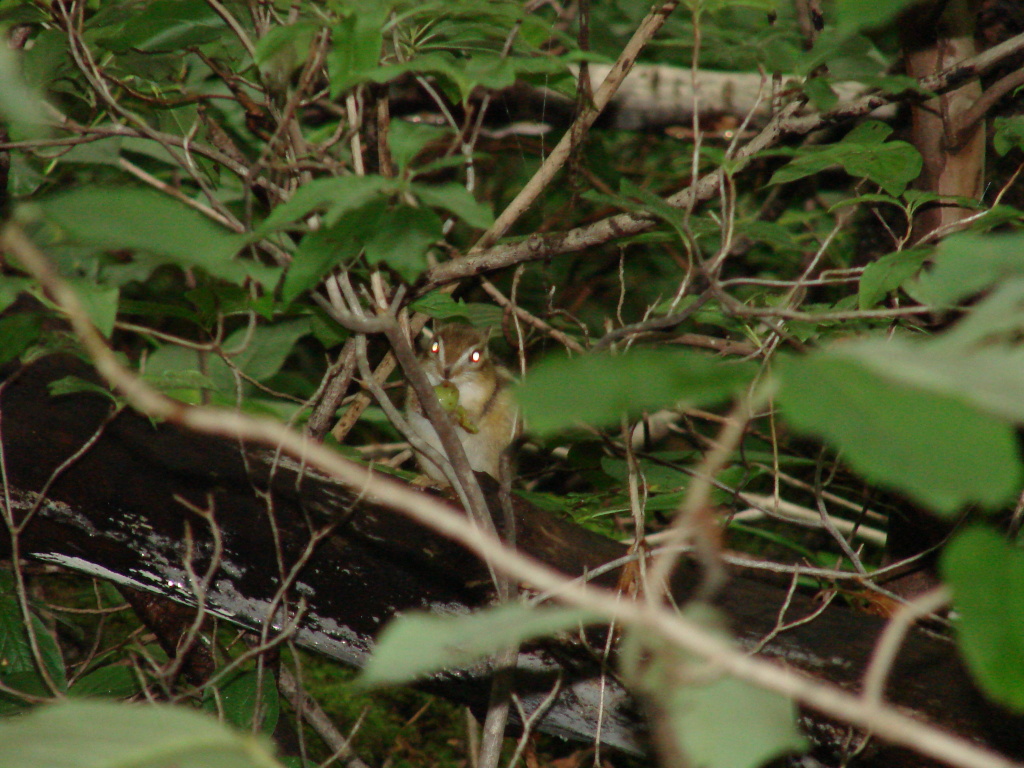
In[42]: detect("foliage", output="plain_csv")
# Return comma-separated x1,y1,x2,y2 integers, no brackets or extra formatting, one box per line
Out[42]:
2,0,1024,766
0,699,284,768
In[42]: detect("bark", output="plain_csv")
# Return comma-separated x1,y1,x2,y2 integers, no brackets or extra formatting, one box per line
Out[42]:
2,355,1023,767
901,0,986,239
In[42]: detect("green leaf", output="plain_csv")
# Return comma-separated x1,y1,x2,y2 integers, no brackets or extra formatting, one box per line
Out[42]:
994,117,1024,157
255,23,315,66
0,314,42,366
911,231,1024,306
360,604,599,686
460,53,516,91
49,376,124,408
327,8,387,96
410,292,503,327
67,280,120,339
0,700,285,768
769,121,922,196
203,670,279,734
34,188,259,286
366,52,477,102
144,318,310,396
931,279,1024,355
621,609,805,768
829,192,900,214
363,206,442,281
0,593,66,713
22,28,71,91
69,665,142,700
858,248,929,308
825,297,1024,428
413,183,494,229
282,217,364,303
666,673,803,768
255,22,318,80
516,349,756,436
777,352,1022,515
0,41,48,139
0,276,33,315
802,77,838,111
258,175,391,233
942,527,1024,712
389,121,449,172
220,318,311,383
98,0,225,52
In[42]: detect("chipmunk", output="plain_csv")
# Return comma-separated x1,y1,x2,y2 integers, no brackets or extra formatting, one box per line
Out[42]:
404,323,519,485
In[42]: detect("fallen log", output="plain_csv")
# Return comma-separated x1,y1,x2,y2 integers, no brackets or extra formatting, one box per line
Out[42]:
1,354,1021,767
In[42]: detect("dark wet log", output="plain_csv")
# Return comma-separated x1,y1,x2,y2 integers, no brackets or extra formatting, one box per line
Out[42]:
1,355,1022,767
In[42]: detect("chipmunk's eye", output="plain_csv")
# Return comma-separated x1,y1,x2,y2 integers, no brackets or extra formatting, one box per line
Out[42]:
430,341,440,354
470,350,482,363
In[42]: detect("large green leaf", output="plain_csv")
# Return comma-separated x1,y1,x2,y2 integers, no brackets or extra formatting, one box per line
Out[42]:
942,528,1024,712
0,276,33,315
327,7,388,96
34,189,265,285
66,279,120,339
0,41,47,139
410,292,503,327
911,231,1024,306
826,281,1024,433
777,352,1022,515
621,608,805,768
363,205,442,281
257,176,392,233
413,183,494,229
0,314,42,366
364,52,484,102
994,117,1024,157
659,671,803,768
219,318,311,384
516,349,756,436
97,0,225,52
0,700,284,768
282,216,365,302
769,121,922,196
388,120,449,172
69,665,143,700
144,318,310,396
858,248,930,309
255,22,319,84
828,318,1024,428
360,604,598,686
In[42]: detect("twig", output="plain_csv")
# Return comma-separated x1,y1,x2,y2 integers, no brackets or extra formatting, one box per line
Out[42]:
751,577,837,654
507,676,563,768
862,586,951,704
278,666,372,768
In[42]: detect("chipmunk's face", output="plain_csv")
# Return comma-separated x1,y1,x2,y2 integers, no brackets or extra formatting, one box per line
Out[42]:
422,324,491,389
